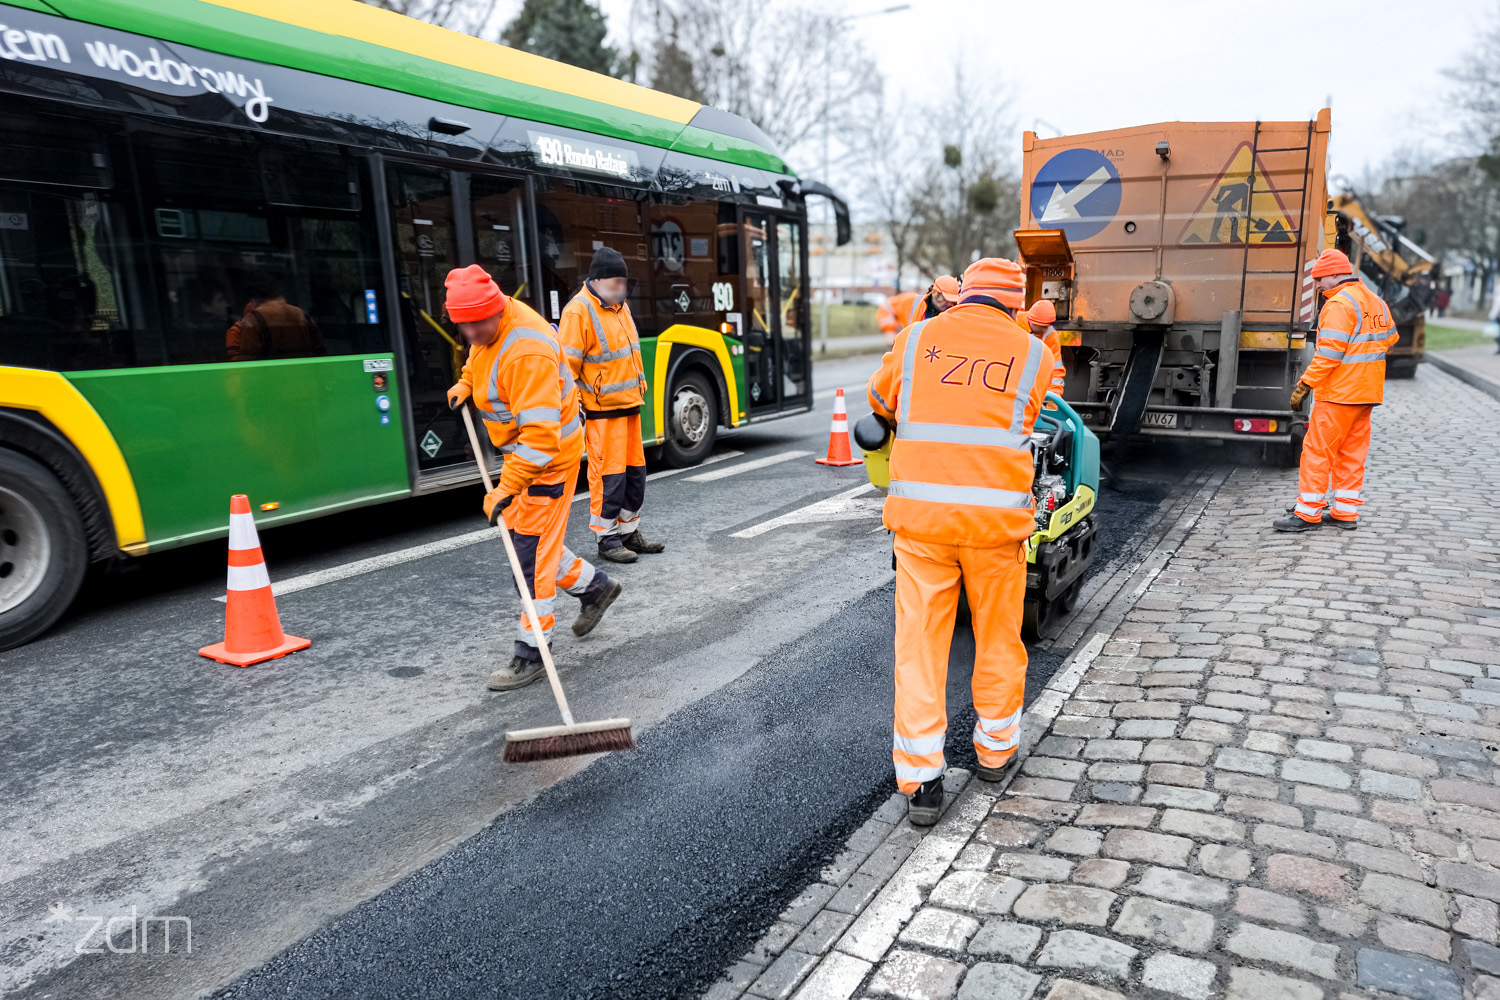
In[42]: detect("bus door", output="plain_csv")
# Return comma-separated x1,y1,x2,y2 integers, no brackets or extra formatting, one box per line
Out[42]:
386,163,536,481
386,161,469,474
740,209,811,414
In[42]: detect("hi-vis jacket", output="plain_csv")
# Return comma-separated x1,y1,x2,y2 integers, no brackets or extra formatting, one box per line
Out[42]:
458,297,583,498
1018,315,1067,396
1300,280,1398,405
878,291,919,336
867,303,1053,547
557,283,647,414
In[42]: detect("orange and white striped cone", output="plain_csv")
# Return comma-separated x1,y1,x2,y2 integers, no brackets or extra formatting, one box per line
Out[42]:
199,495,310,667
815,387,863,466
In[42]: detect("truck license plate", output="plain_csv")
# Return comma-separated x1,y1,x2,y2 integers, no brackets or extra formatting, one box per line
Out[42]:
1142,412,1178,429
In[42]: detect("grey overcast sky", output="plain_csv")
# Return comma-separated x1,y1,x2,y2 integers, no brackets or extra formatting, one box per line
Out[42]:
580,0,1487,180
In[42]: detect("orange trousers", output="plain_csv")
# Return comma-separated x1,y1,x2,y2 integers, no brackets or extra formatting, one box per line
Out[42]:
1294,400,1374,523
892,534,1028,795
501,459,608,659
585,413,647,538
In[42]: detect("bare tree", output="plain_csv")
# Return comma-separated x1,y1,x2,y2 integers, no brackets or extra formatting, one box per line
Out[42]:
629,0,882,167
850,64,1020,291
1446,3,1500,151
905,65,1021,278
857,93,923,293
1385,3,1500,300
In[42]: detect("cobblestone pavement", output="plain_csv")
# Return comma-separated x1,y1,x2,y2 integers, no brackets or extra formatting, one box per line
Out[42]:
1428,345,1500,403
706,367,1500,1000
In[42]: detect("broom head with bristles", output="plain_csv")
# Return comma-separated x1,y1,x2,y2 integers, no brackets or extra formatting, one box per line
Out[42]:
502,717,635,763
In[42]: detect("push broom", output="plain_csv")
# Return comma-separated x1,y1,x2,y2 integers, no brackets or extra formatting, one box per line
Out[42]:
460,404,634,762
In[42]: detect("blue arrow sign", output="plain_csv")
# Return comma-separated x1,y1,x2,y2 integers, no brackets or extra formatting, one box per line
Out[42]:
1030,149,1122,242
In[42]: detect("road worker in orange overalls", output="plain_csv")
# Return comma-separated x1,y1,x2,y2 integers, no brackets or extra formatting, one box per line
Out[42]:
558,248,665,564
443,265,622,691
907,275,960,326
1024,299,1068,396
866,257,1054,825
878,290,920,342
1274,249,1398,532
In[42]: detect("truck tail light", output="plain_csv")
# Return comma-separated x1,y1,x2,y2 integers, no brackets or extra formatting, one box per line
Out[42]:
1233,418,1278,433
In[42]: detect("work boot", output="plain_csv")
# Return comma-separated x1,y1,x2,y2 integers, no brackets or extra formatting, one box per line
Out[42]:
487,655,544,691
621,530,665,554
975,756,1018,783
597,536,637,564
1321,513,1358,530
907,776,944,827
572,578,623,636
1272,514,1320,532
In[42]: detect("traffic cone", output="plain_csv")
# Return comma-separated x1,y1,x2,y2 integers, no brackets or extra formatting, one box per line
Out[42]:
199,495,310,667
815,388,863,466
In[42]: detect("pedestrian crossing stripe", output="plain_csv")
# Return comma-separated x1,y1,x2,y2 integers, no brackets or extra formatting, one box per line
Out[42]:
1179,142,1297,246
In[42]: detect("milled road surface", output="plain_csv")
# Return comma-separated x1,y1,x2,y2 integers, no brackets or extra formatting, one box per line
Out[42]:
2,353,1190,1000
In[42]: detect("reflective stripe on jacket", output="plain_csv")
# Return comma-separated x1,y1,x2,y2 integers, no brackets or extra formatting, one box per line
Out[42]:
866,302,1052,547
1299,281,1398,405
459,298,583,497
557,283,646,412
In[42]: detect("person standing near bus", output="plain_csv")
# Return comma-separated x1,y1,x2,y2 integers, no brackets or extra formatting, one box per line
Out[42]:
443,265,622,691
558,247,665,565
866,257,1052,826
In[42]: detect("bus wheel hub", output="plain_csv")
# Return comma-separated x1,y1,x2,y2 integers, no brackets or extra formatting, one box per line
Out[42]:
0,487,51,614
672,387,710,446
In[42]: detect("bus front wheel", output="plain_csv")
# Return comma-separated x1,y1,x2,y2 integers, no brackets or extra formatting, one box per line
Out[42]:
662,369,718,468
0,449,88,650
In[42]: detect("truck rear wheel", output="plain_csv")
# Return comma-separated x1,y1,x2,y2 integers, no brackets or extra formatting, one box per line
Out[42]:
0,449,89,650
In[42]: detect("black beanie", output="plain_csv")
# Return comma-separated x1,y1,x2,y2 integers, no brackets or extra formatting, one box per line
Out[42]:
589,246,628,280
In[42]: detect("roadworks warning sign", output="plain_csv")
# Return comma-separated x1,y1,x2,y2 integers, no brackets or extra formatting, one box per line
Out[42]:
1180,143,1296,245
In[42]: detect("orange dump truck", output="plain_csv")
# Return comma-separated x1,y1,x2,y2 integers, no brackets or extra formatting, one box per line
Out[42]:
1016,110,1332,462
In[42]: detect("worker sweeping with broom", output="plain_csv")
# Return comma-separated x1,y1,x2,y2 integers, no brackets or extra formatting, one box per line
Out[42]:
442,266,630,760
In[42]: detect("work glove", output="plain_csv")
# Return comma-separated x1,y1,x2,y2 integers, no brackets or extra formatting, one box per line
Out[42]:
1289,382,1310,411
483,488,515,525
447,382,472,410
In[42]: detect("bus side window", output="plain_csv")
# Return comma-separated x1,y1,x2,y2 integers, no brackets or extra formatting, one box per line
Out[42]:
131,125,386,366
0,107,145,372
647,198,730,336
533,176,650,332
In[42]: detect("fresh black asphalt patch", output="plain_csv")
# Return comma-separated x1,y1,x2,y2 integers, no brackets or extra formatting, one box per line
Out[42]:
214,476,1174,1000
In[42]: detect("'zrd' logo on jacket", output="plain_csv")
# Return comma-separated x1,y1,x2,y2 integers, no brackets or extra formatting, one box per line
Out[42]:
933,352,1019,393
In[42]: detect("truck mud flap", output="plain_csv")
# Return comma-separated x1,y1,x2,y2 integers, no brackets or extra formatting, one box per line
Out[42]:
1108,330,1165,440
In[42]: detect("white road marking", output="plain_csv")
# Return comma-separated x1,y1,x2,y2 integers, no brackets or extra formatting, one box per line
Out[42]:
730,483,881,538
569,449,744,502
644,449,744,482
216,449,750,600
685,450,813,483
215,527,500,601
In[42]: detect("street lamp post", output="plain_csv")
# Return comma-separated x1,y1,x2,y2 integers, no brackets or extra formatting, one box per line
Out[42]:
818,3,910,357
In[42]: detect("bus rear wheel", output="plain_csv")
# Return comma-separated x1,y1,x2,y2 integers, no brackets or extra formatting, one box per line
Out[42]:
0,449,88,650
662,369,718,468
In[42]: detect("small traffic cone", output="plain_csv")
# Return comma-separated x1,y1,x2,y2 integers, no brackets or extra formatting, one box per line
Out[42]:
199,495,310,667
815,388,863,466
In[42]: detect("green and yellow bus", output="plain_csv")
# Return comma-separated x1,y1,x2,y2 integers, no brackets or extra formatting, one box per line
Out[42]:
0,0,850,647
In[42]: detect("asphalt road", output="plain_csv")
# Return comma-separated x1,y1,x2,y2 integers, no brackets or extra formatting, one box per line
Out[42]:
1,353,1190,1000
